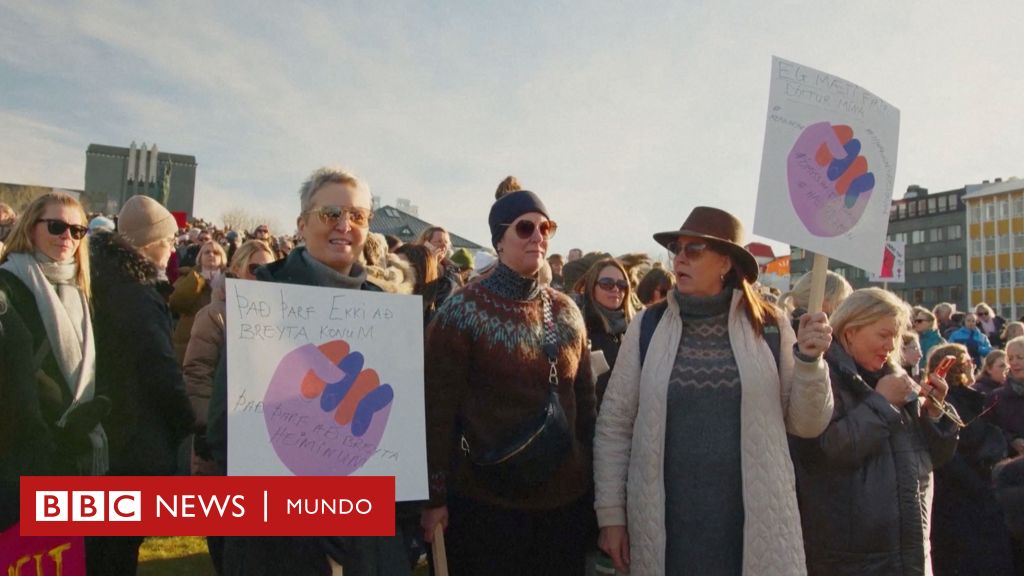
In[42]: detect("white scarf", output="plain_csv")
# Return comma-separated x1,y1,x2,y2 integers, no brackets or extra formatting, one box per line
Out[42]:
1,251,108,475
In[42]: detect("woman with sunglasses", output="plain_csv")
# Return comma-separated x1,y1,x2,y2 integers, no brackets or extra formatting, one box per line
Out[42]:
421,190,595,575
573,257,636,406
976,302,1007,349
926,343,1013,576
911,306,946,370
595,206,834,576
169,239,227,365
87,194,196,572
0,193,110,529
789,288,959,576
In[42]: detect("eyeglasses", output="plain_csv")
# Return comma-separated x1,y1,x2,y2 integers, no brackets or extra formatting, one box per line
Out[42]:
503,219,558,240
306,205,373,228
596,278,629,292
913,318,929,324
667,240,710,259
977,311,990,317
255,228,269,234
38,219,88,240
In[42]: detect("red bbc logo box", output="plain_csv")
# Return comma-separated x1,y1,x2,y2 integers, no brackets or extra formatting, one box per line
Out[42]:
20,476,395,537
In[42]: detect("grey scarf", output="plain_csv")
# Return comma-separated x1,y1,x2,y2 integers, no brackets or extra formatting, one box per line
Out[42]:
300,249,368,289
596,305,627,335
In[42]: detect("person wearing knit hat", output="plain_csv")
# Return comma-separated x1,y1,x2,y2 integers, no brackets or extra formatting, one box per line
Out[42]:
88,215,116,234
422,189,595,574
86,195,195,571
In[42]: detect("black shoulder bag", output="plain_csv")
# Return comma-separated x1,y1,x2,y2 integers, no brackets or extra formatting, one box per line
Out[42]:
460,290,571,494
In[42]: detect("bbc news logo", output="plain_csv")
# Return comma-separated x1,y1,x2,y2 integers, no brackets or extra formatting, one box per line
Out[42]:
20,476,395,537
36,491,141,522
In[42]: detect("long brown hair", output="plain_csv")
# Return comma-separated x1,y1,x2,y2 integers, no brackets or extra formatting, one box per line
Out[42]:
1,192,91,299
713,241,778,337
394,243,438,295
574,258,636,330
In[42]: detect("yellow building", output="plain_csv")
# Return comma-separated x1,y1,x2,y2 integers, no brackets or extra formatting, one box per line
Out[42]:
965,178,1024,319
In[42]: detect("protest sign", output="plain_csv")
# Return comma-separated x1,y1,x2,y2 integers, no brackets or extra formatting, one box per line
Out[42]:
868,240,906,283
0,526,84,576
754,56,900,310
226,279,427,501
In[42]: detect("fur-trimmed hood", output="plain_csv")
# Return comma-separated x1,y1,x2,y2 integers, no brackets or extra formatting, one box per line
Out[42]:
366,253,415,295
89,231,160,291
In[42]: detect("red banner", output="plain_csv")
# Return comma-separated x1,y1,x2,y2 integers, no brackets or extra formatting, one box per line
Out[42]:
1,526,85,576
19,476,395,537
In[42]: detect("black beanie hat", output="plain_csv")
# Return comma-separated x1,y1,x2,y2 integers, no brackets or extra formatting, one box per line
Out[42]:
488,190,549,248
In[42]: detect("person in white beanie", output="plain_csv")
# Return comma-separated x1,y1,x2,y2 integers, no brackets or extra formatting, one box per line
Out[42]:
86,194,195,575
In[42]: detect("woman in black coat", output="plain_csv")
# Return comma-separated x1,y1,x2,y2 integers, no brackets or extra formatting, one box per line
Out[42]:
791,288,959,576
572,257,635,406
88,195,195,575
926,343,1013,576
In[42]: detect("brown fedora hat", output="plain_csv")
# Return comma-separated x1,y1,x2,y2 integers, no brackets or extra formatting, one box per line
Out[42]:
653,206,759,283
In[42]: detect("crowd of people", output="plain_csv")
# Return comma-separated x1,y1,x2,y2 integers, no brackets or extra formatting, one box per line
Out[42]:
4,174,1024,576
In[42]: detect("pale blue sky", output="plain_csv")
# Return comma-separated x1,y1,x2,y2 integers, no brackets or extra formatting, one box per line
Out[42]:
1,1,1021,258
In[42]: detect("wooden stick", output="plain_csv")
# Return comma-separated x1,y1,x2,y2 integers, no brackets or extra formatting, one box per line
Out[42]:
807,252,830,314
432,524,449,576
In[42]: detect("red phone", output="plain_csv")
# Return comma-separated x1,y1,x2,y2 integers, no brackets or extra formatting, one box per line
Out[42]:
934,355,956,379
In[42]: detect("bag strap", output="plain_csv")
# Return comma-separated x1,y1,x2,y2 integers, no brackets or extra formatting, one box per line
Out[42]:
541,289,559,389
639,300,668,367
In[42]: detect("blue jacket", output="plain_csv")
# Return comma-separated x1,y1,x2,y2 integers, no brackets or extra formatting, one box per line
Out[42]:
918,329,946,369
948,327,993,364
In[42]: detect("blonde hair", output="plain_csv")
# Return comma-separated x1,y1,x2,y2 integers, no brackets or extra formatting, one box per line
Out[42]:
1002,322,1024,343
229,240,274,275
830,288,911,368
779,270,852,315
196,241,227,271
983,349,1008,377
925,343,972,388
1,192,91,299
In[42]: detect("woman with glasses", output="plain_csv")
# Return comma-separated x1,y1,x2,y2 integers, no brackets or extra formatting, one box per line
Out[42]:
790,288,959,576
170,239,227,364
420,190,595,575
594,206,834,575
573,257,636,406
89,194,195,573
912,305,946,370
976,302,1007,349
927,343,1013,576
0,193,110,529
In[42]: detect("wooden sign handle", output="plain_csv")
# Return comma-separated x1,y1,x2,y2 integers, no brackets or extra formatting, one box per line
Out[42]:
432,524,449,576
807,252,830,314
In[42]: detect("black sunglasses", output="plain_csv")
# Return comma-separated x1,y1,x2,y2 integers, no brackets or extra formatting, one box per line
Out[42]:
596,278,629,292
38,219,88,240
504,219,558,240
667,240,710,259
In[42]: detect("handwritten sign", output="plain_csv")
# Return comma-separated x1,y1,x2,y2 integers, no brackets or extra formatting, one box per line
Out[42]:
226,279,427,502
868,240,906,283
0,526,84,576
754,56,900,273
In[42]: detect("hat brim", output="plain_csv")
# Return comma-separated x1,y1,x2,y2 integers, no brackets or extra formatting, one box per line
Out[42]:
653,229,759,283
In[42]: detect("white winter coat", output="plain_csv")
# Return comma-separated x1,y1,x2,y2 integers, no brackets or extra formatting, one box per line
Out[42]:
594,290,833,575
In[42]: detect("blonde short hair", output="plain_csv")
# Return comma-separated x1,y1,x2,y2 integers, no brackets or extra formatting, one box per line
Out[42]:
779,270,852,315
830,288,911,368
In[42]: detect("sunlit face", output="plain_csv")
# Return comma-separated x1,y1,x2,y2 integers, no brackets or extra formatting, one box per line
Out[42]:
199,242,223,271
987,356,1009,384
254,225,270,240
912,314,933,334
296,182,371,275
237,249,275,280
965,313,978,329
901,339,922,367
1008,343,1024,381
844,316,900,372
496,212,550,277
31,203,85,263
430,231,451,262
549,260,563,276
140,237,174,270
197,232,212,244
672,236,732,297
593,265,627,311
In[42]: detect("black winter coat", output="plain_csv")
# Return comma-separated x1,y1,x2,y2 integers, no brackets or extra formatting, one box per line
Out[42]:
930,385,1012,576
90,232,194,475
791,343,959,576
578,294,625,407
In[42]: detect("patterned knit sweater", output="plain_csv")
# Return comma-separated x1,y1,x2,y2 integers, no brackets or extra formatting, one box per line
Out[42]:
424,263,595,510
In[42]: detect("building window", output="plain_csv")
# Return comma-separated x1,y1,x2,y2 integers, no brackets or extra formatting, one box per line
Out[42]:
986,237,996,254
1000,200,1009,218
1015,233,1024,250
947,254,962,270
909,202,918,218
947,225,962,240
929,228,943,242
911,230,926,244
911,259,927,273
985,203,995,220
1016,267,1024,284
934,286,944,301
971,239,982,255
930,257,944,271
999,234,1011,254
928,197,937,213
919,200,928,214
938,196,949,212
1014,197,1024,215
970,206,981,223
972,272,983,286
913,289,924,304
950,285,962,304
898,203,907,219
987,270,997,286
1001,269,1012,285
792,247,804,259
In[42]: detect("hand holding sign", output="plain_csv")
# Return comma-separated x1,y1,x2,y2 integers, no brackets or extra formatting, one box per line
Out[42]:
789,122,876,237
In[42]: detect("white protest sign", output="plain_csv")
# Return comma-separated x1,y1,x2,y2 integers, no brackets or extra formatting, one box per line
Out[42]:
226,278,427,502
754,56,900,273
868,240,906,283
